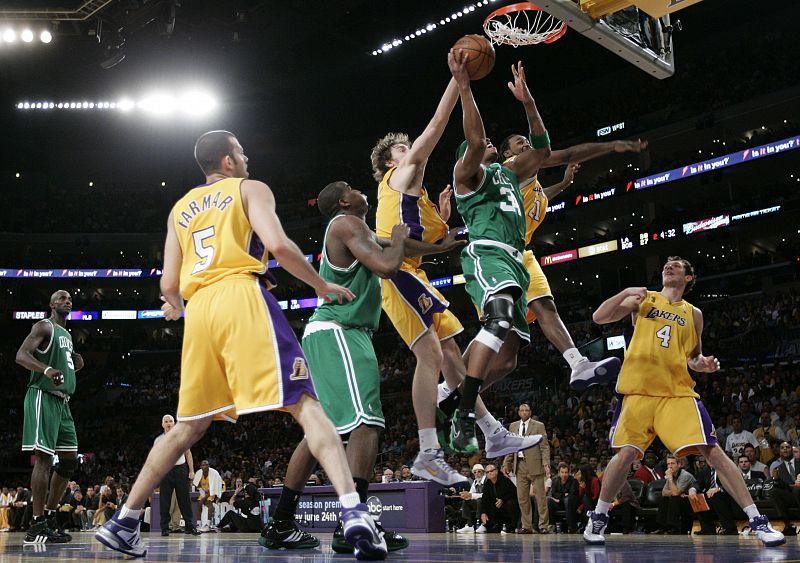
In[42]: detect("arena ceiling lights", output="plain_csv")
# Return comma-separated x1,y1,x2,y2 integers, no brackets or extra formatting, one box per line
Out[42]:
370,0,498,56
15,89,218,118
1,25,52,44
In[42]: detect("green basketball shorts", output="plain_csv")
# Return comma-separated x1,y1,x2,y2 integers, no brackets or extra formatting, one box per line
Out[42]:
461,240,531,342
22,387,78,455
302,322,384,434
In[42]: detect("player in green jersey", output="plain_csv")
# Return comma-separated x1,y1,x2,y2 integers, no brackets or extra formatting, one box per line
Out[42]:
448,56,551,452
261,180,411,553
16,290,84,544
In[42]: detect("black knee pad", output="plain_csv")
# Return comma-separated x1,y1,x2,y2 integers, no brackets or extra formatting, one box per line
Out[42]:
483,295,514,341
55,456,78,479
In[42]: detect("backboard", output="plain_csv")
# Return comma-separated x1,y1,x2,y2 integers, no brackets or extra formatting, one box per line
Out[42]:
536,0,686,79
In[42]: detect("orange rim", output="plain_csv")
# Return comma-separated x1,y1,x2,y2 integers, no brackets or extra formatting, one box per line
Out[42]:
543,23,568,43
484,2,566,45
483,1,543,22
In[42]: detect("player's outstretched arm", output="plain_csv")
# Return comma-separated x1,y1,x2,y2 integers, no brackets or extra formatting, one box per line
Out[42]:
541,139,648,169
72,353,84,371
506,61,550,180
390,79,460,191
592,287,647,324
687,307,721,373
242,180,354,304
333,216,408,279
542,163,579,200
452,50,487,193
160,212,185,319
377,228,466,257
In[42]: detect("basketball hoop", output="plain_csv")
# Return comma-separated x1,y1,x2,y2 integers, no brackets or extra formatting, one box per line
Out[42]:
483,2,567,47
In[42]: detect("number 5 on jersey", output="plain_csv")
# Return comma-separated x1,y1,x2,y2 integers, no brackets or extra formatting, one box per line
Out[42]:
192,226,216,274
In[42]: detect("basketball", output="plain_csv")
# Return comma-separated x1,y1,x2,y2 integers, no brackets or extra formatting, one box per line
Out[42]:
452,34,496,80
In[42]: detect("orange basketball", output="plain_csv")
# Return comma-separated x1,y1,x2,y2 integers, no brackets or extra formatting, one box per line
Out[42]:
452,34,496,80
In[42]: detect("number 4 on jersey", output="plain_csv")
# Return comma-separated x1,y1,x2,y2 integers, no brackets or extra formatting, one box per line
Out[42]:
656,325,672,347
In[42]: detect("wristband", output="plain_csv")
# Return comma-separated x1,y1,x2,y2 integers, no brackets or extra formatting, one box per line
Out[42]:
44,366,54,375
529,130,551,149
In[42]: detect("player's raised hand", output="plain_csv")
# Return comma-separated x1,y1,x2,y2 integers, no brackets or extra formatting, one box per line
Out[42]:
563,163,580,185
507,61,533,104
391,223,410,243
614,139,648,153
316,281,355,304
448,49,471,86
438,184,453,222
440,229,468,252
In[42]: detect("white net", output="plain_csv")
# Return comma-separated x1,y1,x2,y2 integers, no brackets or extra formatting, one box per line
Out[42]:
483,7,565,46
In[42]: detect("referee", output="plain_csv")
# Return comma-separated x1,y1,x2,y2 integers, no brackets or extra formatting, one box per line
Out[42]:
155,414,200,536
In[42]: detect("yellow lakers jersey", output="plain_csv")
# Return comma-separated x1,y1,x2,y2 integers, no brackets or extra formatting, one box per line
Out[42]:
172,177,267,300
617,291,699,398
503,156,547,246
376,168,448,269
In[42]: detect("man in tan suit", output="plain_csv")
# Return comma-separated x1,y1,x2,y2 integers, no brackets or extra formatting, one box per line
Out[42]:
503,404,550,533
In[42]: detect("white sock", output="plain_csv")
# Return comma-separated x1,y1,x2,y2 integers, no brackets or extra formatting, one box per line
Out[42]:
339,492,361,509
595,499,611,515
200,506,208,526
419,427,440,452
563,348,586,369
476,412,504,437
743,504,760,519
119,505,140,520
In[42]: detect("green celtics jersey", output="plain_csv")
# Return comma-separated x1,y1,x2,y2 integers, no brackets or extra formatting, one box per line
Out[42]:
455,162,526,253
310,215,382,330
29,318,76,395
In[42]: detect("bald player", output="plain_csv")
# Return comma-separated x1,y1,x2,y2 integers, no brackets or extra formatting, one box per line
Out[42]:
16,290,84,544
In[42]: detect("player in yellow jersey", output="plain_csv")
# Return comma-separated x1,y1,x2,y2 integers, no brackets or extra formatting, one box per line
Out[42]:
96,131,386,560
371,60,542,482
495,130,646,390
583,256,784,547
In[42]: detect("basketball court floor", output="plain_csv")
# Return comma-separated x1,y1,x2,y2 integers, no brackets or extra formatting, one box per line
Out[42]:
1,532,798,562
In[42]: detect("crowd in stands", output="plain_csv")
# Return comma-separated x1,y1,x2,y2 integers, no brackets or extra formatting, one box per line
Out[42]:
1,283,799,534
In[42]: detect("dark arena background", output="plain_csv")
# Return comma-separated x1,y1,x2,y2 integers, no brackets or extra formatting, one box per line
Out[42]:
0,0,799,561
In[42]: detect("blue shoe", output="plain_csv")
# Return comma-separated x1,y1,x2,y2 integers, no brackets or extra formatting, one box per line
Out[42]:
341,504,387,560
749,515,785,547
570,357,621,391
583,510,609,545
95,512,147,557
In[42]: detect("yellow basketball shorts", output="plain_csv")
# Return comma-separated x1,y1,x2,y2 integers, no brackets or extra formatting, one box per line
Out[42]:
177,276,317,422
522,250,553,324
609,394,718,458
381,265,463,348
